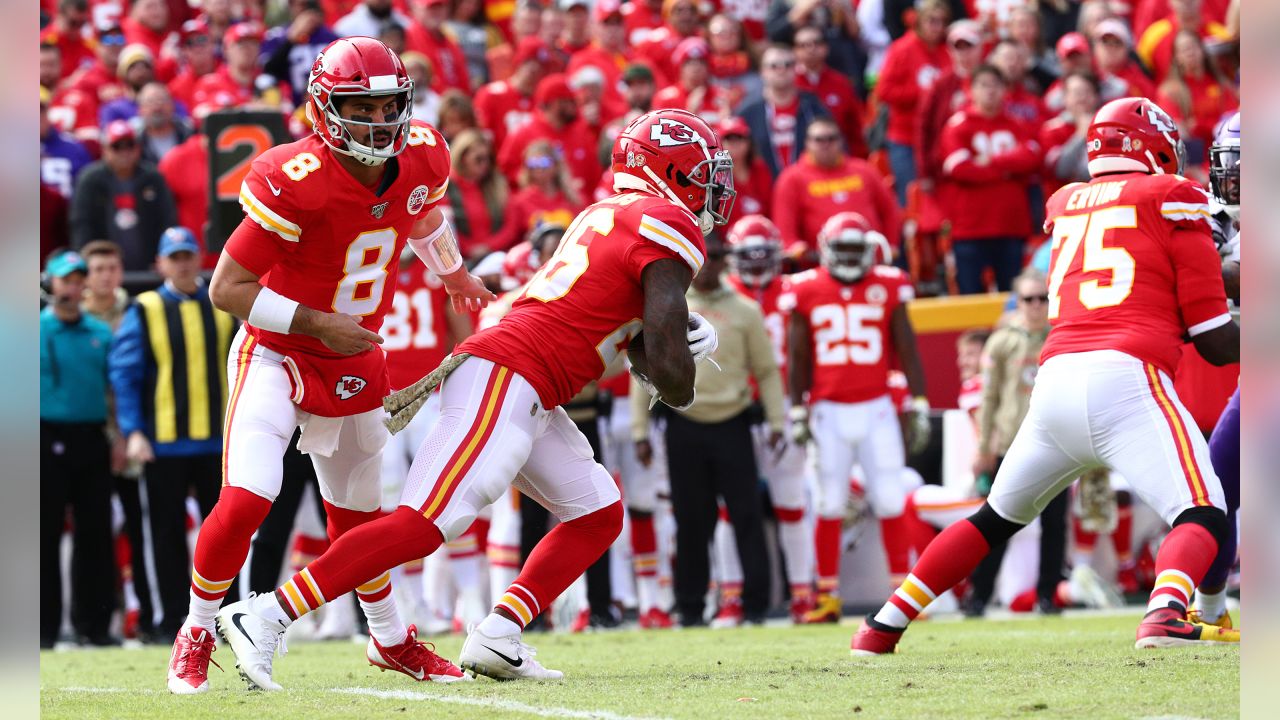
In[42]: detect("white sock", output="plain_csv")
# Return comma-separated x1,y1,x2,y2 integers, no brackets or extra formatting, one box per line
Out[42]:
636,574,660,614
360,594,407,646
873,602,910,630
249,592,292,626
185,591,222,633
477,612,520,638
1194,588,1227,620
489,566,518,607
777,519,813,587
1146,591,1187,614
1070,550,1094,569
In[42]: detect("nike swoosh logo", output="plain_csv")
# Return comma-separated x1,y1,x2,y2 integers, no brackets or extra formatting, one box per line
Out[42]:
266,177,282,196
231,613,259,650
407,666,425,680
481,644,523,667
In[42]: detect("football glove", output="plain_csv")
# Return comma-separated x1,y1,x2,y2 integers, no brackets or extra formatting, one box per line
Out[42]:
687,311,718,363
906,397,931,455
788,405,813,446
630,367,695,411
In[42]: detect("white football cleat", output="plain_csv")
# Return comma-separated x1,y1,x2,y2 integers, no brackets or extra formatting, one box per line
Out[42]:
215,598,288,691
1069,565,1124,609
458,625,564,681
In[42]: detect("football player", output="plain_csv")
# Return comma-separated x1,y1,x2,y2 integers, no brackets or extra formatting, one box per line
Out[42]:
853,98,1240,654
784,211,930,623
1191,110,1241,629
164,37,494,694
217,109,732,685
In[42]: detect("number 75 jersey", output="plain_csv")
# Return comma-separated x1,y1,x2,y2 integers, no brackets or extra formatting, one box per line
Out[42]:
1040,173,1231,376
225,120,451,361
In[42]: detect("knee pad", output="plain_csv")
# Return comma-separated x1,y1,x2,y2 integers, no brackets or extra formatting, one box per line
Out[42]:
865,473,907,519
968,502,1024,547
1172,505,1229,549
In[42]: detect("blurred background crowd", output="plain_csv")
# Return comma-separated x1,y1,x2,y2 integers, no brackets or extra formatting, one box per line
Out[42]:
39,0,1240,647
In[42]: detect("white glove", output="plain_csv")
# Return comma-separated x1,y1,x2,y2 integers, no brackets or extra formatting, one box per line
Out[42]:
788,405,812,446
687,311,718,363
907,397,931,455
631,367,696,411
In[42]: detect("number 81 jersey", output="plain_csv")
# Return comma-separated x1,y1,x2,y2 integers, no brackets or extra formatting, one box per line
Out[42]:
781,265,914,404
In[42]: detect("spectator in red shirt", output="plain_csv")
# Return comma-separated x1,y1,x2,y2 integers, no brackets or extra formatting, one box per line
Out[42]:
191,22,265,116
64,24,128,114
40,42,62,93
498,73,602,200
565,0,633,111
1156,30,1239,166
736,44,831,180
1007,5,1056,95
123,0,178,82
167,20,219,111
98,44,161,126
1039,71,1101,199
717,116,772,220
559,0,593,56
874,0,952,206
1137,0,1234,84
41,0,96,81
594,63,658,171
988,40,1047,130
1091,18,1156,100
443,128,509,262
475,36,552,152
485,1,554,82
794,24,866,159
916,19,984,188
635,0,702,85
569,65,628,143
157,131,211,265
622,0,665,48
773,116,901,265
938,64,1042,294
1044,32,1091,113
495,139,584,250
405,0,473,94
706,13,759,112
653,37,731,125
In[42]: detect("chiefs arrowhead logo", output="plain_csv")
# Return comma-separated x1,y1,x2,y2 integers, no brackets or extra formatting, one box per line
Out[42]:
1146,106,1176,135
650,118,702,147
335,375,367,400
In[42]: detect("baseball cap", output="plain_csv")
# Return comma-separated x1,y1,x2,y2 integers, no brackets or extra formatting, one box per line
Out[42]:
570,65,605,90
1092,18,1132,47
224,21,264,46
158,227,201,257
535,73,575,105
716,116,749,140
117,43,154,76
621,63,655,85
528,219,568,243
559,0,589,10
45,250,88,278
947,20,982,48
180,19,210,44
513,36,552,69
1056,31,1090,59
673,37,710,66
594,0,624,22
102,119,136,145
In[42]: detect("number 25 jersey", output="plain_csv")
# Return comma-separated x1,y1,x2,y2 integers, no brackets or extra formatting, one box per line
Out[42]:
457,191,706,409
1040,172,1230,375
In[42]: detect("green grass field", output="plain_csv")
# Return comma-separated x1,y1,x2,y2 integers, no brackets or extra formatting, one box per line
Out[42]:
40,611,1238,720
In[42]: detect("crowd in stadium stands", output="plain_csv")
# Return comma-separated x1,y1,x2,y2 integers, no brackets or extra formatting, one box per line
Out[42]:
39,0,1238,646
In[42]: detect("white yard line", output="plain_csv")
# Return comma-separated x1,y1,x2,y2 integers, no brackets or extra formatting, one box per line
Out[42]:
331,687,672,720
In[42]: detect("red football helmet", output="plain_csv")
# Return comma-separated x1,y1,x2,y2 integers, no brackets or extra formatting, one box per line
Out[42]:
726,214,782,287
306,37,414,167
817,212,890,283
611,109,736,236
1086,97,1184,177
502,241,538,289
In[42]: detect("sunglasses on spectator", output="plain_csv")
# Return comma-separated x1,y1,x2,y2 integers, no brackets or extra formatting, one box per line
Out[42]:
1020,294,1050,304
808,134,840,144
110,140,138,150
950,39,975,50
765,60,795,70
525,155,555,169
100,34,126,46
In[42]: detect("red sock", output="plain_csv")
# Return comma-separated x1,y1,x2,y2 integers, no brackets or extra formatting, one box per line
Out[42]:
630,512,658,578
190,487,272,602
814,516,842,594
495,501,623,629
1010,588,1036,613
279,507,443,620
878,518,991,626
1147,522,1218,613
1073,515,1098,554
1112,506,1134,565
290,534,329,572
323,502,394,603
902,496,938,558
879,514,911,584
470,518,491,557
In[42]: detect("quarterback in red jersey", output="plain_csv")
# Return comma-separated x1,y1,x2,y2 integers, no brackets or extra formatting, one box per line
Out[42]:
783,212,930,623
853,98,1240,656
725,215,815,621
164,37,493,695
220,108,733,685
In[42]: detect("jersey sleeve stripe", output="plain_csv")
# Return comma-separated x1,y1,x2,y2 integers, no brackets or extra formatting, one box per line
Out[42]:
941,149,972,175
239,182,301,241
426,178,449,204
1187,312,1231,337
638,215,704,273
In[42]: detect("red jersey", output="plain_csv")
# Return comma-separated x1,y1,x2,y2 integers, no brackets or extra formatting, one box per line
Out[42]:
41,24,97,81
224,121,451,416
718,0,768,41
796,65,867,158
728,273,789,380
652,82,728,126
382,266,452,390
622,1,666,47
1038,115,1079,198
875,31,951,146
474,80,534,155
733,157,773,219
772,154,901,252
914,70,969,182
458,191,706,408
158,135,214,267
404,23,472,94
192,66,254,113
497,116,602,201
938,106,1042,240
1040,174,1231,376
782,265,915,404
497,185,584,251
635,26,694,87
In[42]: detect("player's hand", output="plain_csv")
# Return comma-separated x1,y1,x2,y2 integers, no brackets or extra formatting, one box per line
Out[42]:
973,451,997,479
126,431,154,465
320,313,383,355
687,311,718,362
441,267,497,314
906,397,931,455
788,405,812,446
767,428,787,462
635,439,653,467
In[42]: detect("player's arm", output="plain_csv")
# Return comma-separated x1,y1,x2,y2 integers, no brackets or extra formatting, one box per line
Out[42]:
408,207,497,313
443,298,474,351
1163,186,1238,366
632,258,696,409
890,302,931,453
787,308,811,408
1192,321,1239,366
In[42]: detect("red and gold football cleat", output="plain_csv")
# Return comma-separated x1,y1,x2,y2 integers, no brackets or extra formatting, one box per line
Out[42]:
1186,608,1234,629
638,607,674,629
789,595,816,624
710,598,744,629
1135,607,1240,649
850,617,904,656
368,624,472,682
800,593,842,624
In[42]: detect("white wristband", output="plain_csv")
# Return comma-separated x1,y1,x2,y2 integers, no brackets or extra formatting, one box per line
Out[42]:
409,220,463,276
249,286,300,334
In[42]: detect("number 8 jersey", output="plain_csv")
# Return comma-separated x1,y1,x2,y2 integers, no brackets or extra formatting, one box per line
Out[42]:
1040,173,1231,376
457,192,706,409
224,120,451,415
